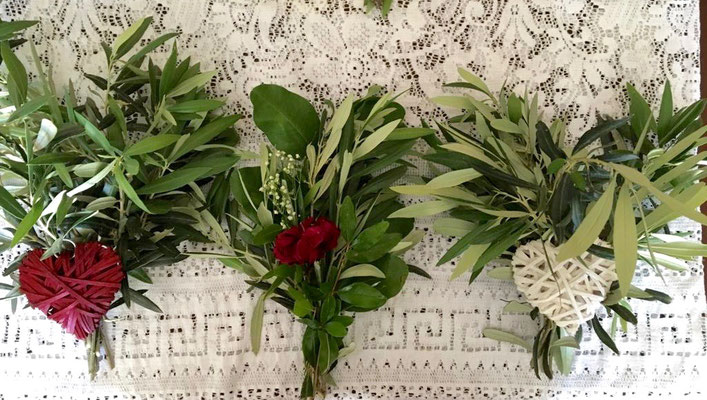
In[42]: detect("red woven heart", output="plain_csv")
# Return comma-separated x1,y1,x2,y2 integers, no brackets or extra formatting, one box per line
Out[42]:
19,242,124,340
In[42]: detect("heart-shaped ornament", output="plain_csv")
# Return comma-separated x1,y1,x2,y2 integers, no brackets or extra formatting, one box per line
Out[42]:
19,242,124,340
512,240,617,334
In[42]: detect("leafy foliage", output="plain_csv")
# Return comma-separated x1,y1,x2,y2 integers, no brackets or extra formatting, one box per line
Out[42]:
208,85,429,398
0,18,240,336
394,68,706,378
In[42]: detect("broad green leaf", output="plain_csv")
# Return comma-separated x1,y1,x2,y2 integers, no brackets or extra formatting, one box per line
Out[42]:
353,119,400,160
613,185,637,296
426,168,481,189
250,84,319,155
324,321,347,337
611,163,707,226
430,95,474,110
167,71,216,97
10,200,43,246
555,177,616,263
388,200,456,218
317,331,339,373
338,282,386,309
376,255,409,297
339,264,386,280
75,113,116,155
482,328,531,351
114,167,151,213
124,134,181,156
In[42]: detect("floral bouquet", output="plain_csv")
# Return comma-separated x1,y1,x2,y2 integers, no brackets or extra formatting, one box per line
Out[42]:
392,69,707,377
0,17,241,377
207,84,430,397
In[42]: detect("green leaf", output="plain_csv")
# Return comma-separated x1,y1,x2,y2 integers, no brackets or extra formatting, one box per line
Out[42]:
324,321,347,337
656,81,673,139
0,20,38,39
10,200,43,246
338,196,356,242
252,224,283,245
591,316,619,355
127,288,162,313
172,115,240,160
611,163,707,226
250,84,320,155
490,119,523,134
67,160,116,196
124,134,181,156
375,255,409,298
1,41,28,106
502,301,534,313
353,119,400,160
547,159,566,175
555,177,616,263
113,17,153,58
302,327,318,366
613,185,637,297
250,290,268,354
126,32,178,65
573,117,629,154
388,200,456,219
0,184,27,220
457,67,492,98
114,167,151,213
626,83,655,139
8,95,48,122
338,282,386,309
482,328,532,351
26,152,79,165
167,99,224,113
167,71,216,97
432,217,475,237
339,264,386,280
317,331,339,373
387,127,434,141
487,266,513,280
137,166,212,195
347,233,401,263
75,113,116,155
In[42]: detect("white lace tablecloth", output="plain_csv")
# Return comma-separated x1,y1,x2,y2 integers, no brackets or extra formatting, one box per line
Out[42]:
1,1,705,399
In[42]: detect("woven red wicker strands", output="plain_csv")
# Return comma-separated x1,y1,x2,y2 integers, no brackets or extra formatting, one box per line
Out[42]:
18,242,124,339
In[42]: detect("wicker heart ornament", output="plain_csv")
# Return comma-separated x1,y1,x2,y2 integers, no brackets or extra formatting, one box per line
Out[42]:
512,240,617,334
19,242,124,339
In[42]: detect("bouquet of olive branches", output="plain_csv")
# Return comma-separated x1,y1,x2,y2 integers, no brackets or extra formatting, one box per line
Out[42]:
0,17,241,377
392,68,706,378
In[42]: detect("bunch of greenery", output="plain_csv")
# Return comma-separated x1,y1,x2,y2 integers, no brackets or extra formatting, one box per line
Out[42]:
201,84,431,398
391,68,707,377
0,17,241,376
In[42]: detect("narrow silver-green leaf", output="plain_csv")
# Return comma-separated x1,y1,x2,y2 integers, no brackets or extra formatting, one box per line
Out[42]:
613,185,637,296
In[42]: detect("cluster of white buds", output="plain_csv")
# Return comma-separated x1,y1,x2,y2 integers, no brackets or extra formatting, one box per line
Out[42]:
274,150,301,176
260,172,298,228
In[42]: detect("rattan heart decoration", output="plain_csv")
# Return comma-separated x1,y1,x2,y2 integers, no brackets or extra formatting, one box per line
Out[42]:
19,242,124,339
512,240,617,334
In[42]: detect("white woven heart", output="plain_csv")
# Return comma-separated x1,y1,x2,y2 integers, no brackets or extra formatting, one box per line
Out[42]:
512,240,617,334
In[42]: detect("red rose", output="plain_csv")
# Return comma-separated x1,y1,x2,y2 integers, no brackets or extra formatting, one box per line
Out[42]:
274,217,340,265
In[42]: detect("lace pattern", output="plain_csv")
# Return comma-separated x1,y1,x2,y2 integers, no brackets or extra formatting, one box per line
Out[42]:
0,0,704,399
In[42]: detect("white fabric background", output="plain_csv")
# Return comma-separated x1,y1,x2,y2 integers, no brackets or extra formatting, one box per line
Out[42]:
0,0,705,399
